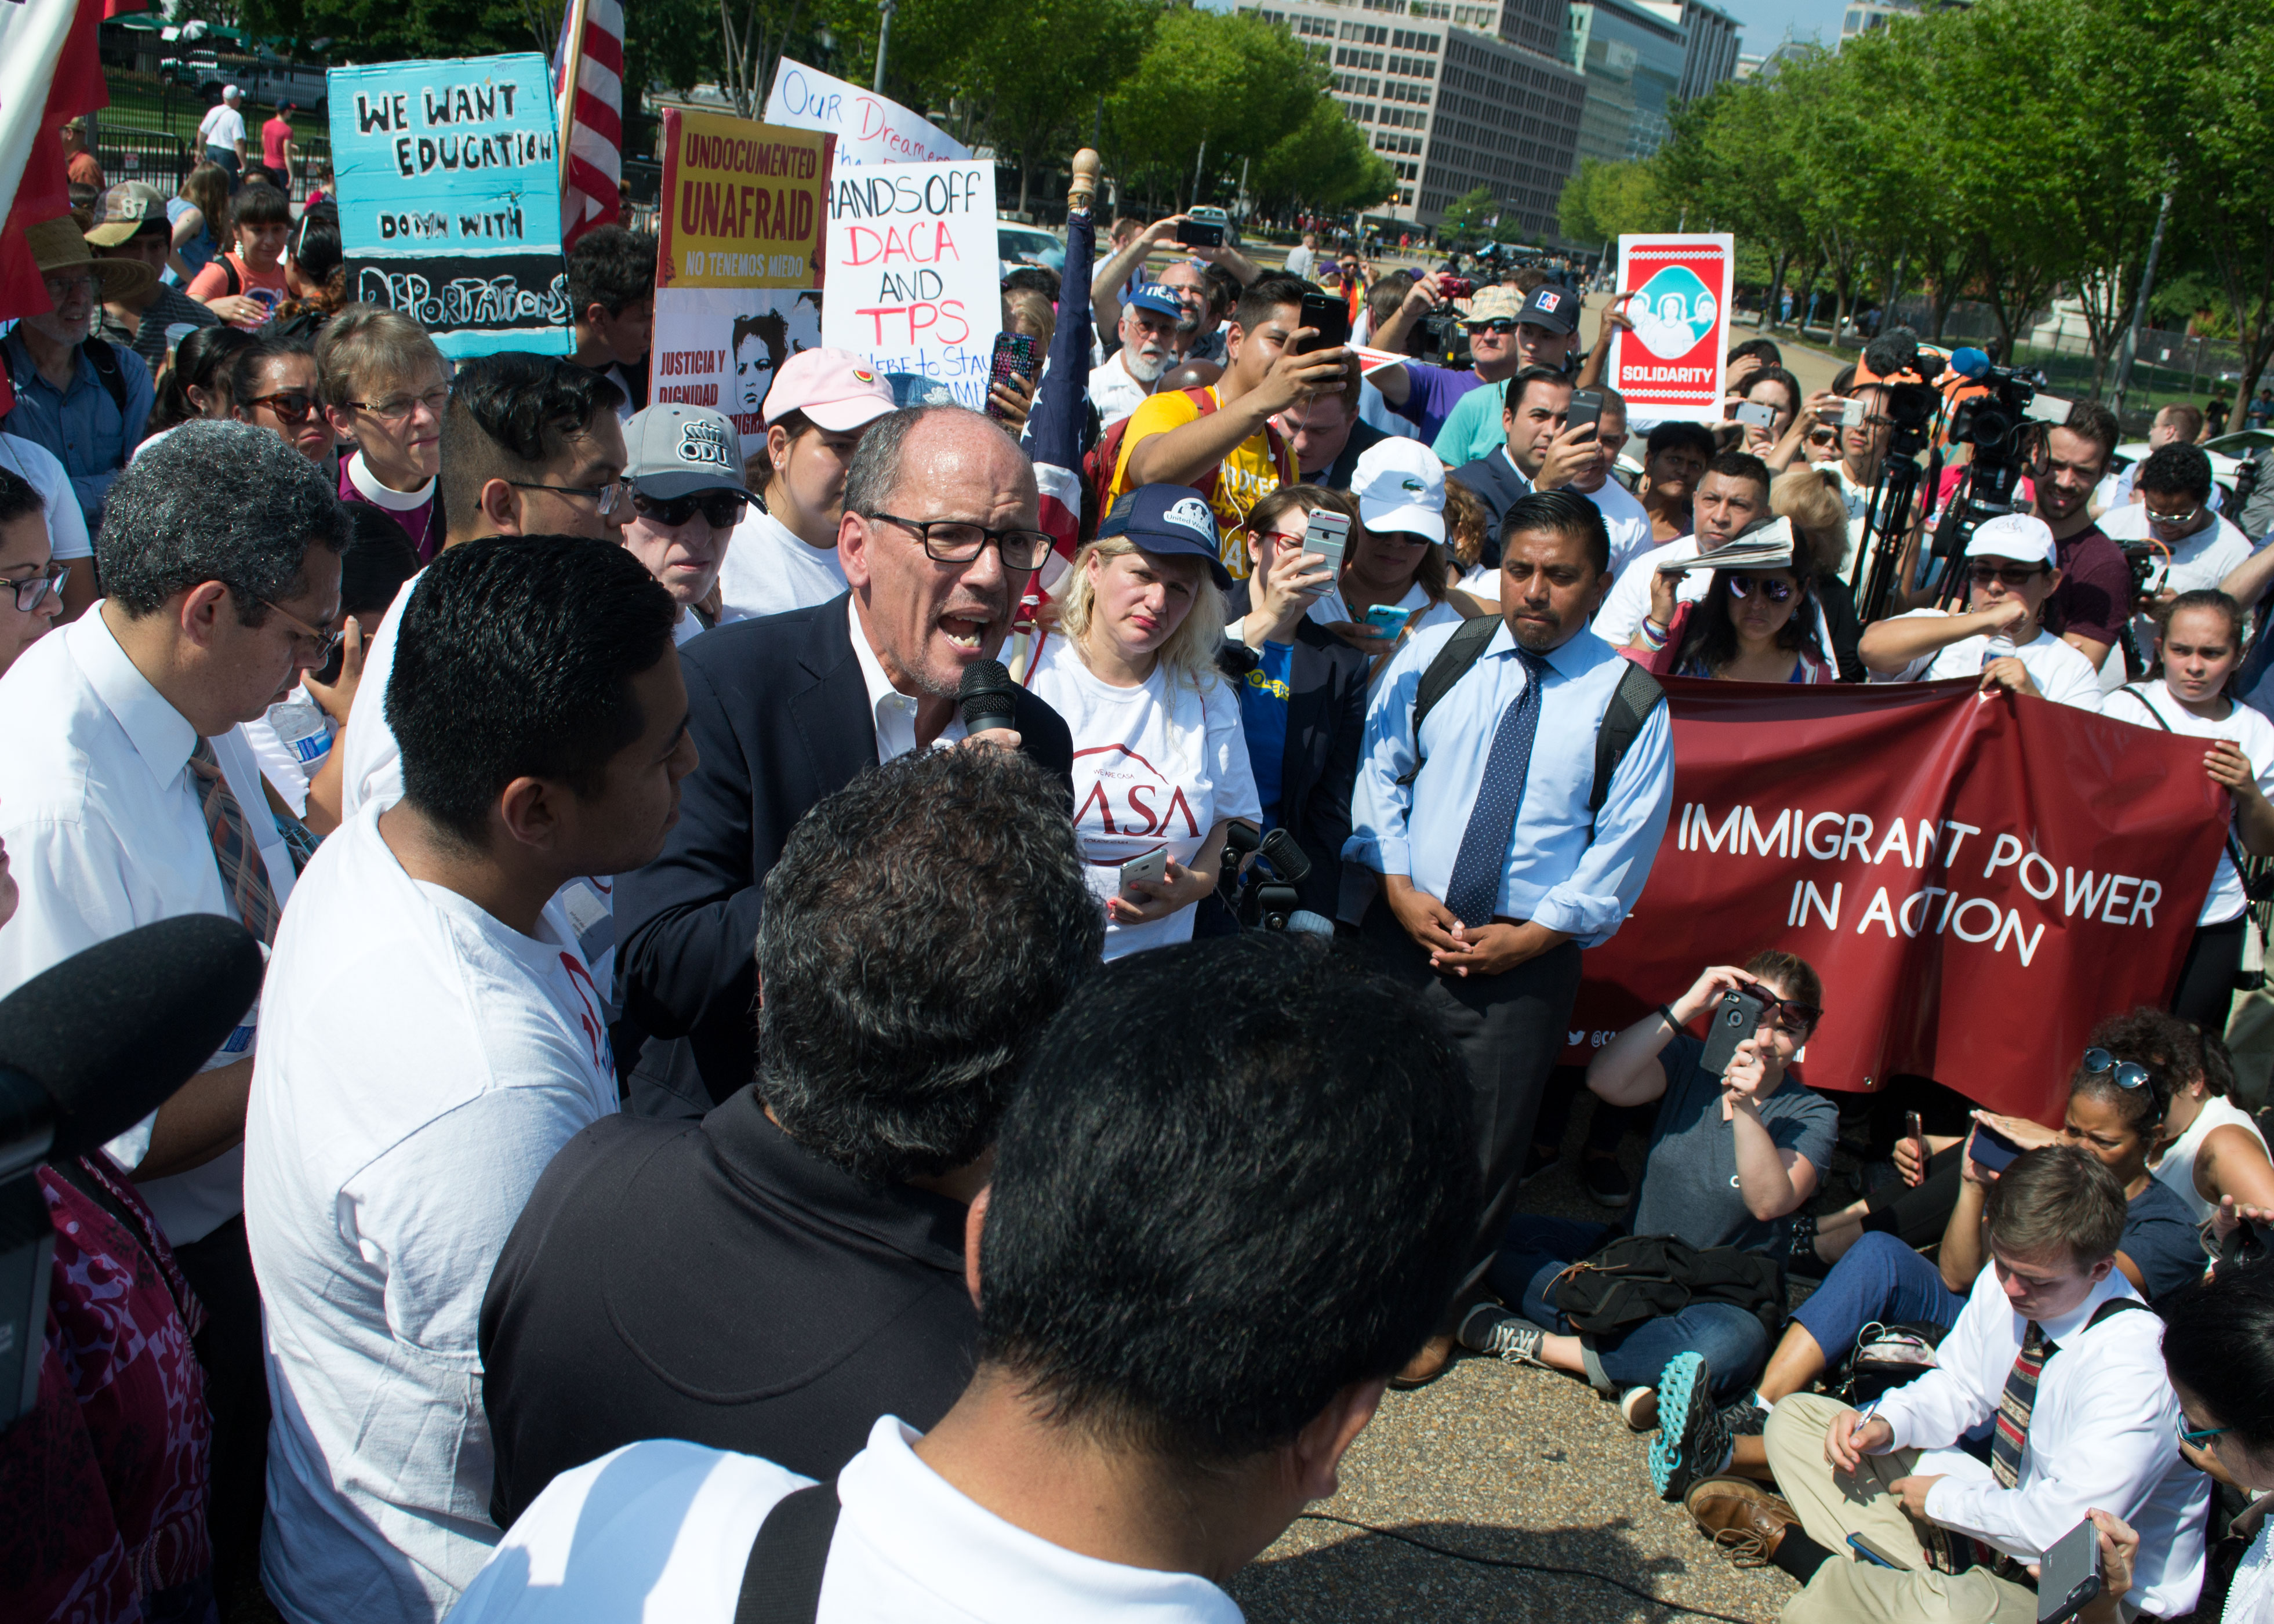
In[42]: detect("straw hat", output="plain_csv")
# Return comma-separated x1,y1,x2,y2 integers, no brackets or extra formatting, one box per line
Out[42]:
28,215,156,304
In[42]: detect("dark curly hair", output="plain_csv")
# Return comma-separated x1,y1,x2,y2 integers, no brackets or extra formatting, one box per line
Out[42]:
2070,1007,2186,1134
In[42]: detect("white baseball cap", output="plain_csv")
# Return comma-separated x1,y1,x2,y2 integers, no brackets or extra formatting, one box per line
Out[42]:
1966,512,2057,567
223,84,242,100
1350,438,1446,546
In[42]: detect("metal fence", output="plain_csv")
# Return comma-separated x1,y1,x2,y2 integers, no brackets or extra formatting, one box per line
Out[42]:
92,126,192,198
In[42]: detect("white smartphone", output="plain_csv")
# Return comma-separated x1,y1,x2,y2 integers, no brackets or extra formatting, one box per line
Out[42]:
1821,396,1866,427
1118,848,1168,899
1301,508,1351,589
1735,400,1778,428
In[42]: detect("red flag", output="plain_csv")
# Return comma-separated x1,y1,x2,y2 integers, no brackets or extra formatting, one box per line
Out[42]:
1564,679,2227,1124
554,0,624,249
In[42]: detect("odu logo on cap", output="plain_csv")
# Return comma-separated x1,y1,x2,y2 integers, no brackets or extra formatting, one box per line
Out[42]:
1164,496,1215,542
677,418,735,471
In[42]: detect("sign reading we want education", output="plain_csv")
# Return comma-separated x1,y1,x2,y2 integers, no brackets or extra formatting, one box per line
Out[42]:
326,54,573,357
649,110,833,459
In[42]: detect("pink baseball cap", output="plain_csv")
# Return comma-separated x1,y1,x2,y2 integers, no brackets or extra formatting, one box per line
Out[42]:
764,348,897,432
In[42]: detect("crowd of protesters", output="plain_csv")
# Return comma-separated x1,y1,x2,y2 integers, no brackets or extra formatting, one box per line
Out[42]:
8,162,2274,1624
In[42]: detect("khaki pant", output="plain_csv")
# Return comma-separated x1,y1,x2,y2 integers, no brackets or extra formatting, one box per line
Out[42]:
1762,1394,2039,1624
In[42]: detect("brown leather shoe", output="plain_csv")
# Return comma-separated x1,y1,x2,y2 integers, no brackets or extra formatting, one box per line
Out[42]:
1684,1476,1798,1568
1391,1333,1455,1390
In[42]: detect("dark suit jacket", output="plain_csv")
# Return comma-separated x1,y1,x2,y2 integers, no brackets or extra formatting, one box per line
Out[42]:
1218,580,1369,920
1449,448,1532,566
1315,415,1390,492
615,594,1074,1117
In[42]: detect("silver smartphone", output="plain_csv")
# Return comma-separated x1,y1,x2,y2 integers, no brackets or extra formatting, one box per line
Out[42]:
1821,395,1866,427
1301,508,1351,589
2037,1518,2102,1624
1735,399,1778,427
1117,848,1168,899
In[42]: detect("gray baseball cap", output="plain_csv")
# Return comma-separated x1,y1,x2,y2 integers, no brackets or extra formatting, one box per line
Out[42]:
623,404,753,500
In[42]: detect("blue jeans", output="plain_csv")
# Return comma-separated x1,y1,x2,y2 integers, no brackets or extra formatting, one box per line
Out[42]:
1791,1230,1965,1364
1489,1215,1772,1398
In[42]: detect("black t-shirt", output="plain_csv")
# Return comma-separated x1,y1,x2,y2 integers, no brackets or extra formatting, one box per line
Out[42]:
478,1090,977,1527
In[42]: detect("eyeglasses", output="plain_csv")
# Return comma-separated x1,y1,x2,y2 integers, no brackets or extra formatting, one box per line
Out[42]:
1968,564,2047,587
245,391,323,425
42,273,96,299
2178,1414,2228,1448
508,479,631,518
1465,318,1517,335
256,595,342,663
2081,1048,2153,1091
867,511,1053,571
347,387,451,424
6,562,68,613
1726,573,1796,604
2144,504,2204,531
1763,994,1822,1034
632,488,749,529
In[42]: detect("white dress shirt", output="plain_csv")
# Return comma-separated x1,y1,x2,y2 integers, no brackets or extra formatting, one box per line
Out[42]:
244,803,619,1624
1346,619,1676,946
848,595,966,762
0,607,294,1243
1868,1264,2209,1617
1576,474,1657,580
447,1416,1245,1624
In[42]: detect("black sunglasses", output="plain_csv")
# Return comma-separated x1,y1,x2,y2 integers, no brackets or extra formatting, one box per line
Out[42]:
1465,318,1517,335
1726,573,1796,604
632,488,748,529
1968,564,2047,587
1764,995,1822,1034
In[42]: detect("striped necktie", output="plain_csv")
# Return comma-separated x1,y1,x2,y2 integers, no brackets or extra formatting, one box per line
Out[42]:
1443,646,1552,929
187,735,282,946
1990,1321,2054,1488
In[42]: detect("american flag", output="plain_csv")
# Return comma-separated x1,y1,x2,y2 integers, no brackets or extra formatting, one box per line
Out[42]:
1005,199,1094,678
554,0,624,248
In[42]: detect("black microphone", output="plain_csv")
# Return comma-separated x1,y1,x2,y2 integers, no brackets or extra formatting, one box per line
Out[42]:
1863,325,1920,383
958,658,1019,737
0,913,263,1429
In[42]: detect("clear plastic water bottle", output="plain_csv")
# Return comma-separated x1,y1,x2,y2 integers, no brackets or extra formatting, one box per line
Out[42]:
1981,635,2016,671
267,688,334,769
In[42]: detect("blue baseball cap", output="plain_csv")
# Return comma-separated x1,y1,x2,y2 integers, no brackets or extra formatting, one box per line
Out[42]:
1096,484,1233,589
1126,283,1183,321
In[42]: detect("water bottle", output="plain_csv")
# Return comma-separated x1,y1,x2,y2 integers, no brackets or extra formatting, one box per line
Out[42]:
1981,635,2015,671
267,689,334,768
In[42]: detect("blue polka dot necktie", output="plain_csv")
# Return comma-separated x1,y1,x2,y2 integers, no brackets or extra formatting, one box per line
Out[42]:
1442,646,1552,929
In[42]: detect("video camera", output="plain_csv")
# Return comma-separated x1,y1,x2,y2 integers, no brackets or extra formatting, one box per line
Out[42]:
1219,824,1332,935
1924,347,2061,610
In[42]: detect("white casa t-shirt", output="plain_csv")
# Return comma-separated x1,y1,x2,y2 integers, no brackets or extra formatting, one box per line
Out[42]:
244,802,619,1624
1026,636,1260,960
2104,681,2274,924
715,505,847,624
1867,612,2104,712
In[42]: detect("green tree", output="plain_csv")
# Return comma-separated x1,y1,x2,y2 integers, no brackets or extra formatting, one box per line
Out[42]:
1556,158,1666,247
1102,9,1323,213
1251,96,1397,220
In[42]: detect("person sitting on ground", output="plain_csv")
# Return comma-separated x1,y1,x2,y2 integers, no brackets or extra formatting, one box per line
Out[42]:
185,181,292,329
565,224,656,418
1216,485,1370,927
2104,591,2274,1030
613,402,750,647
1860,511,2103,711
245,536,698,1624
1594,448,1777,647
1628,519,1836,684
447,933,1480,1624
480,747,1102,1525
227,331,330,466
1462,953,1835,1491
1673,1022,2211,1499
318,306,453,561
714,350,896,622
1026,484,1260,959
1684,1145,2210,1623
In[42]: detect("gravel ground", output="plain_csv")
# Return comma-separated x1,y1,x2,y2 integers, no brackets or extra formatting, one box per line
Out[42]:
1231,1103,1806,1624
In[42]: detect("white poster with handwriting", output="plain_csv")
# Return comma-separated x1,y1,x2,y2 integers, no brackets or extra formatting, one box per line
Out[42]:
820,159,997,408
763,57,969,167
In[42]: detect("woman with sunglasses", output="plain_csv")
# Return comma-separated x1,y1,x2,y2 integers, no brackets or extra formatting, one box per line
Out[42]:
1459,952,1836,1444
228,331,330,466
2105,590,2274,1031
1663,1020,2210,1499
0,468,63,677
616,404,752,647
1632,523,1835,683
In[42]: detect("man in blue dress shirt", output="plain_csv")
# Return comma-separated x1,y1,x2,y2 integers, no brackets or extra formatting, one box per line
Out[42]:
1347,488,1678,1383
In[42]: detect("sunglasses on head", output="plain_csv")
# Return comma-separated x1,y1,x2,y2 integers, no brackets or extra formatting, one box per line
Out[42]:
1968,562,2046,587
2081,1048,2153,1091
631,488,748,529
1726,573,1795,604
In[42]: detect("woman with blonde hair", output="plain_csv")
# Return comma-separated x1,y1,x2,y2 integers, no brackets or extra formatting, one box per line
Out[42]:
1026,484,1260,960
1774,466,1866,680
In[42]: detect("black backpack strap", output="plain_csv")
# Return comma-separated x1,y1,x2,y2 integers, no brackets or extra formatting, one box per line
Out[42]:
734,1482,840,1624
1589,660,1666,816
2084,1297,2149,1333
1396,613,1501,786
2113,685,2258,880
80,340,130,420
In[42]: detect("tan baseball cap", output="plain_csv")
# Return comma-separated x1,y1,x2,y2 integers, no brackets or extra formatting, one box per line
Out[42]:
1464,285,1524,324
85,181,169,249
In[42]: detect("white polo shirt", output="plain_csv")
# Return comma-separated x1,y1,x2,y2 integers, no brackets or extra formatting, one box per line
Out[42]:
448,1417,1244,1624
0,606,294,1243
716,506,849,624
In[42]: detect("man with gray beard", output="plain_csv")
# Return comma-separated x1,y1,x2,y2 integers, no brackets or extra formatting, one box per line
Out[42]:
1088,283,1184,426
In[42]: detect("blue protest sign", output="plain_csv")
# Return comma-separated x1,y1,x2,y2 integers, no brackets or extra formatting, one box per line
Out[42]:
326,54,573,357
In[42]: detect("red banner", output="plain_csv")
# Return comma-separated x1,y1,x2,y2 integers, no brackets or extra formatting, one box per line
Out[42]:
1563,678,2231,1124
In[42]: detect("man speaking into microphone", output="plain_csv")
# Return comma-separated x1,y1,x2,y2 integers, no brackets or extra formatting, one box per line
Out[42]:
616,404,1075,1118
